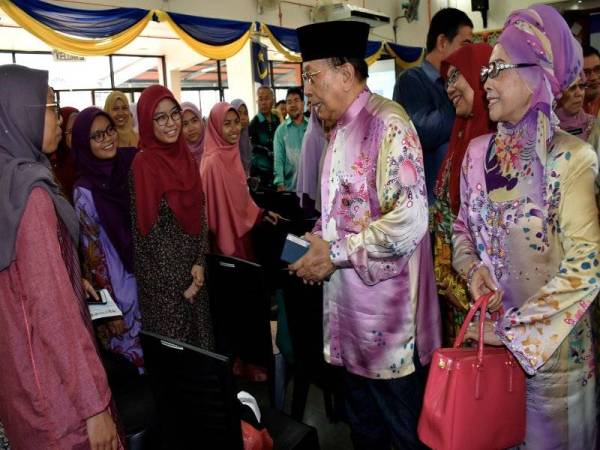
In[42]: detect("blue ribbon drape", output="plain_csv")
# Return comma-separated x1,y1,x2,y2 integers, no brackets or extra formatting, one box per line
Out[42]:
9,0,149,39
267,24,300,53
385,42,423,64
167,12,252,45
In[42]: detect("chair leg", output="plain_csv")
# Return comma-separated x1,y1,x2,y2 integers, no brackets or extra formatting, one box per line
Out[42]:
291,374,310,421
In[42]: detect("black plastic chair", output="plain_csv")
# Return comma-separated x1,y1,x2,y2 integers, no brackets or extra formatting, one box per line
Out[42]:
207,254,273,371
140,331,320,450
281,273,344,422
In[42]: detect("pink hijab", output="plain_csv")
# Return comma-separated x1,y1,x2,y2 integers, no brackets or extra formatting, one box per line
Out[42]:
199,102,261,256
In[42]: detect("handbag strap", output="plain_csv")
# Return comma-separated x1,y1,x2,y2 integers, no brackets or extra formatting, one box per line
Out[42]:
453,292,494,365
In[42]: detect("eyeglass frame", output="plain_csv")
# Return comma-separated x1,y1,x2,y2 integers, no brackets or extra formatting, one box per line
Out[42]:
480,61,537,84
583,64,600,78
89,125,117,143
153,107,182,127
301,70,322,85
445,68,461,90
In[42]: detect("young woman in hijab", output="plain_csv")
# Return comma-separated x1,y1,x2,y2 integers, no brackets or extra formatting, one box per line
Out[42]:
130,85,214,349
0,65,120,449
104,91,139,148
231,99,252,175
72,107,144,371
455,6,600,447
180,102,205,163
430,43,494,345
200,102,279,262
49,106,79,203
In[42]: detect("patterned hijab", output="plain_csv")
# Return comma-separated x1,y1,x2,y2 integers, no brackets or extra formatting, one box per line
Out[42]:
0,64,79,270
495,4,582,166
104,91,139,148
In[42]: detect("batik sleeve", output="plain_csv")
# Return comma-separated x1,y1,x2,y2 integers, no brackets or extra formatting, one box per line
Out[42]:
495,145,600,375
451,149,484,280
329,117,428,285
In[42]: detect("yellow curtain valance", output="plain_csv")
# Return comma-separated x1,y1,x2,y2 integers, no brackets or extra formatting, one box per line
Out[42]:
0,0,153,56
157,11,253,61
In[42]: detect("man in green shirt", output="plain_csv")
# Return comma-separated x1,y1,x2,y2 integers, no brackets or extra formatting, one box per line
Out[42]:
273,87,308,191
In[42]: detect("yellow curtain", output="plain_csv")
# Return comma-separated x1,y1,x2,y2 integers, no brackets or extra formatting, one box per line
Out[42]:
0,0,153,56
384,42,424,69
157,11,252,60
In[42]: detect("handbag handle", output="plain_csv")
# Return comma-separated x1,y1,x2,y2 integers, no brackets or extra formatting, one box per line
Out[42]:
453,292,494,366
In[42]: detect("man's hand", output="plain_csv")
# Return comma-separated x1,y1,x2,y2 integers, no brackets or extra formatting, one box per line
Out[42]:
289,234,336,284
276,184,286,192
86,409,119,450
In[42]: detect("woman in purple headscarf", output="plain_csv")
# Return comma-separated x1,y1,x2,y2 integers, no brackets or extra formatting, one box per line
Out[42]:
181,102,205,164
454,5,599,448
231,99,252,175
72,107,144,372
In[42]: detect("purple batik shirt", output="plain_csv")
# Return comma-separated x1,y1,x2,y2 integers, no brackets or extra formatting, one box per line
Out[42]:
314,90,441,379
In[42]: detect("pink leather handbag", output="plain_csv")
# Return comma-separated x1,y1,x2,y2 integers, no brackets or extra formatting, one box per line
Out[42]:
417,293,526,450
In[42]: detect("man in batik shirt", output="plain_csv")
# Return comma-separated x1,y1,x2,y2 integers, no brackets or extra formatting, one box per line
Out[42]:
290,20,440,449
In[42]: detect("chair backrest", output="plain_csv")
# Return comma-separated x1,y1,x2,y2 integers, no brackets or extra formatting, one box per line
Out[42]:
207,254,273,368
139,331,243,450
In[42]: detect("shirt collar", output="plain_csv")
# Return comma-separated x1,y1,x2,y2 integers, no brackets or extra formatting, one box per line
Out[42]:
421,59,441,84
257,111,272,123
337,89,371,128
285,116,308,126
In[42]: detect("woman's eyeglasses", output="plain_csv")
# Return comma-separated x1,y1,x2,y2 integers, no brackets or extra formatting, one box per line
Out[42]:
445,69,461,90
480,61,537,83
153,108,182,127
90,125,117,143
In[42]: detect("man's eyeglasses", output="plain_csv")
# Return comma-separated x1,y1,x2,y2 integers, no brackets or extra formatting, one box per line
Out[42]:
90,125,117,143
301,70,321,85
45,102,60,120
480,61,537,83
583,65,600,78
445,69,461,90
153,108,182,127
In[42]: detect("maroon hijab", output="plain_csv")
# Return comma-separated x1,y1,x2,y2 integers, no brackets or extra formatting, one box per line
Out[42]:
132,85,203,236
51,106,79,202
439,43,495,214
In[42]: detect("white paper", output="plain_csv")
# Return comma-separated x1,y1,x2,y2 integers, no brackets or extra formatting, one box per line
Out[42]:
88,289,122,321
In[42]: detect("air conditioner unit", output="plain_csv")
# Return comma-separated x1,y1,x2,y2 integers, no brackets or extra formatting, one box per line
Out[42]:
312,3,391,28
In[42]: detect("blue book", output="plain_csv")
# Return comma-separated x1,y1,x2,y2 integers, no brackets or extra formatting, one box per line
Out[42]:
281,233,310,264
